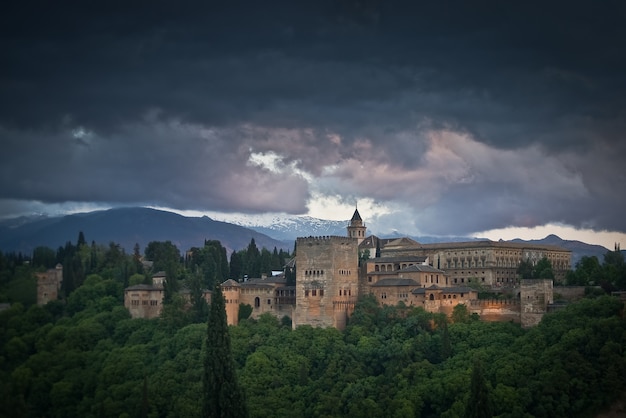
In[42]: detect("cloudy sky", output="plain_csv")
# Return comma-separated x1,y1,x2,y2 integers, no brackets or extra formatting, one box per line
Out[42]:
1,1,625,249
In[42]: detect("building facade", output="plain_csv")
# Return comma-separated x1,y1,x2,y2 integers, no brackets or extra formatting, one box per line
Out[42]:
379,240,571,286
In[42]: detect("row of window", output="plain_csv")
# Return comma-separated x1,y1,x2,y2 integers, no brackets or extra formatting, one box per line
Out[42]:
448,251,487,256
303,289,353,297
379,292,464,300
373,263,416,272
448,260,485,268
452,277,486,284
303,269,354,275
130,300,158,306
304,289,324,297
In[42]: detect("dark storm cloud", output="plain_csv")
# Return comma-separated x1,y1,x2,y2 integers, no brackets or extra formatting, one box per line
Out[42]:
1,0,625,234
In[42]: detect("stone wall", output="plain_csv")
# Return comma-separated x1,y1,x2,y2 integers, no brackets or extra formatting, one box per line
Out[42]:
468,299,521,323
554,286,589,302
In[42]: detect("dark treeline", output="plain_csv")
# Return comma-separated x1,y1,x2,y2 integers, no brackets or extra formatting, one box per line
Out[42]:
0,232,292,307
0,235,625,417
565,247,626,291
1,290,624,417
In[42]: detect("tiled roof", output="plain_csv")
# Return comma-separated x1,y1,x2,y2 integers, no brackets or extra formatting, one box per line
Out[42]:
125,284,160,291
246,276,287,284
240,283,274,289
412,285,475,294
383,237,421,247
367,255,427,263
399,264,444,273
221,279,240,287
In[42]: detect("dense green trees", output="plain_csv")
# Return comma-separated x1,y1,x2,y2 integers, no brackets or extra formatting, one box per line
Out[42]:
187,240,230,290
566,247,626,290
1,285,625,417
229,239,291,281
517,256,555,280
1,238,626,417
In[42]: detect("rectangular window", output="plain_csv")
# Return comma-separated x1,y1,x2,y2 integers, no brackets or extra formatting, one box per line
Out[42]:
312,289,317,296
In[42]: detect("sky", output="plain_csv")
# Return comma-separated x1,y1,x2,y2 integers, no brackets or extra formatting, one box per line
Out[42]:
1,1,625,250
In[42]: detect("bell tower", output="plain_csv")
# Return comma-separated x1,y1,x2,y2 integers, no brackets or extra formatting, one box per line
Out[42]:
347,208,367,245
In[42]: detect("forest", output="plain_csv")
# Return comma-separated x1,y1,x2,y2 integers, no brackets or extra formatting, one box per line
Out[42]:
0,234,625,417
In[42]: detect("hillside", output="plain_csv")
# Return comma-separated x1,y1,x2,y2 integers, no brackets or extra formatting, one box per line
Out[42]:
510,234,611,266
0,207,290,254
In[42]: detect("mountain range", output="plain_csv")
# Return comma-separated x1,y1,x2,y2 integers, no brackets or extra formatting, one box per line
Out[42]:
0,207,615,265
0,207,289,255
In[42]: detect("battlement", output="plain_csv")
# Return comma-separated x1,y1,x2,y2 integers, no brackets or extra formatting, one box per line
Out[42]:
469,299,521,307
297,236,357,245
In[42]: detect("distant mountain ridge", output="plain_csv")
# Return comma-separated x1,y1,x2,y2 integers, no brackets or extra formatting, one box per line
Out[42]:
0,208,615,266
0,207,290,255
510,234,612,266
212,214,349,241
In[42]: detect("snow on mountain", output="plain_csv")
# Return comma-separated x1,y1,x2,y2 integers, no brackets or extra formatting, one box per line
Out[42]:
205,212,349,241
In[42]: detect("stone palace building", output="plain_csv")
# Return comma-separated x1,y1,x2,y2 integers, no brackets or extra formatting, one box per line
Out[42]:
124,209,572,328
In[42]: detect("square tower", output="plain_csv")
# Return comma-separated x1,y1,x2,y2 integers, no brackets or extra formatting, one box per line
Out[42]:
293,236,359,330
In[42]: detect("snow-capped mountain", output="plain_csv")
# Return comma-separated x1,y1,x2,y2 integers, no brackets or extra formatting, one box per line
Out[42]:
206,213,349,241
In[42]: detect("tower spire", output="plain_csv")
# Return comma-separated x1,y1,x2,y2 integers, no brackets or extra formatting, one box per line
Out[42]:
347,207,366,244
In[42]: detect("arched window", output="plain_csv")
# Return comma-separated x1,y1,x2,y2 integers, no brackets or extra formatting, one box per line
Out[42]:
254,297,260,308
429,294,435,301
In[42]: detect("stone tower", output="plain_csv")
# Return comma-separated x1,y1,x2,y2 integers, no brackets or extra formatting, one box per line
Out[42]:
221,280,241,326
347,208,367,245
520,279,553,327
37,263,63,305
293,236,359,330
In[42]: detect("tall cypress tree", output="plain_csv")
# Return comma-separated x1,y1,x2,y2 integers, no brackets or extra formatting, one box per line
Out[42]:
203,284,248,418
465,358,493,418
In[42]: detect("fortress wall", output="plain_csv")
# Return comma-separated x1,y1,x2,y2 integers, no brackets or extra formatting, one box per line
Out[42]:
468,299,521,323
554,286,589,301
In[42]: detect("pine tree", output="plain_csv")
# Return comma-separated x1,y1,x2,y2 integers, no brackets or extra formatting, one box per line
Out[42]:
203,284,248,418
77,231,86,247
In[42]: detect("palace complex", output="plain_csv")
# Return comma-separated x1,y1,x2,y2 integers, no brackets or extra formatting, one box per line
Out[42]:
124,209,572,328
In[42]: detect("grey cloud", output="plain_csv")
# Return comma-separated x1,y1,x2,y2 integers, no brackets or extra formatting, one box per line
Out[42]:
0,122,310,213
1,0,625,234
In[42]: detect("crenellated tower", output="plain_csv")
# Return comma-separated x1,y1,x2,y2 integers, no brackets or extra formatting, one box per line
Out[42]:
293,236,359,330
